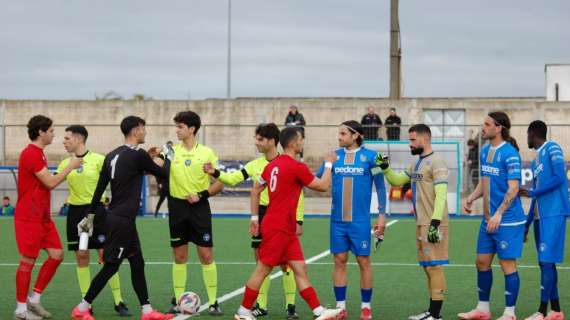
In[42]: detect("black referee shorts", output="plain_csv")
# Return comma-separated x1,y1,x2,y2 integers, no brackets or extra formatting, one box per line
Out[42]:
66,203,107,251
251,205,267,249
168,197,213,248
103,214,142,264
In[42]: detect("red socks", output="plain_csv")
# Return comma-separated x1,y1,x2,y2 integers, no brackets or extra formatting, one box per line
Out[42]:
300,286,321,310
16,261,34,303
33,257,62,294
242,286,259,309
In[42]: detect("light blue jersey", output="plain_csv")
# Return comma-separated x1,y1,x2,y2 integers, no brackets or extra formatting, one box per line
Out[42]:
318,147,386,223
480,142,525,225
317,146,386,256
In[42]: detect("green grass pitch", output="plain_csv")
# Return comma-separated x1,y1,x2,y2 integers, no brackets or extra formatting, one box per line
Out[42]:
0,216,568,319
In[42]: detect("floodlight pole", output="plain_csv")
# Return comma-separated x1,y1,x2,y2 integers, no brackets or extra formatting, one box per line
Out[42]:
226,0,232,99
389,0,402,99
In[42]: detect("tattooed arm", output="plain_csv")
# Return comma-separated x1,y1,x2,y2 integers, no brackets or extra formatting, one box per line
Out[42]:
487,179,519,233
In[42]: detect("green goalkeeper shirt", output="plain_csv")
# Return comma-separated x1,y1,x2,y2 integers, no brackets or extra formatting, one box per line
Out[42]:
218,155,305,221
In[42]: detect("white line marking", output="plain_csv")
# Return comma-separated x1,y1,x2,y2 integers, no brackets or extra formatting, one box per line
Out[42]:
195,219,399,313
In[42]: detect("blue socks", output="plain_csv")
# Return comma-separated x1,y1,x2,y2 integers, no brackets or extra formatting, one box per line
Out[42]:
477,269,493,302
334,286,347,302
504,272,520,307
540,263,556,303
361,288,372,304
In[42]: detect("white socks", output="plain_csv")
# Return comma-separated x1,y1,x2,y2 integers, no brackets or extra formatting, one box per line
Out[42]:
504,306,516,317
142,304,153,315
16,302,27,313
362,302,371,309
313,306,325,316
28,292,41,304
237,306,252,316
336,301,346,310
78,299,91,312
476,301,490,312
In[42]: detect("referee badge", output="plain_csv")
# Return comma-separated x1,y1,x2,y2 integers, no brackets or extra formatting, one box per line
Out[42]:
185,159,192,166
76,166,84,173
98,234,106,243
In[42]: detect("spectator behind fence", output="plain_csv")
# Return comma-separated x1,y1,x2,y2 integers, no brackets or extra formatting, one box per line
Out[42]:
361,106,382,140
385,108,402,141
285,105,307,160
467,139,479,189
2,196,15,216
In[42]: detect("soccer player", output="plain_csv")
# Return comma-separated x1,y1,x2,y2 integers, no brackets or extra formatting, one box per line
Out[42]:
71,116,173,320
203,123,303,319
376,124,449,320
520,120,568,320
234,127,343,320
166,111,224,315
58,125,131,316
316,120,386,320
459,111,525,320
14,115,82,320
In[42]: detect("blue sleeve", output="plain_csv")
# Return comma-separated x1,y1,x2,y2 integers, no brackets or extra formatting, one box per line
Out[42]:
505,150,522,181
374,172,387,213
316,162,325,178
531,148,566,197
526,198,535,229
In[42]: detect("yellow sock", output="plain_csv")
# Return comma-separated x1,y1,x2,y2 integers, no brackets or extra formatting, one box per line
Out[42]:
76,266,91,297
172,263,187,301
283,269,296,306
202,262,218,305
257,276,271,309
108,272,123,305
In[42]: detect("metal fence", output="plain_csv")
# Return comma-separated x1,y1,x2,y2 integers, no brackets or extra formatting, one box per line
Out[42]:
1,122,569,202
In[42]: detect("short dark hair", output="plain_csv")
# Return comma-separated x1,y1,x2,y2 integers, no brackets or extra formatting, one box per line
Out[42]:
528,120,547,140
3,196,9,200
27,115,53,140
255,123,280,146
65,125,89,142
408,124,432,137
279,127,301,149
120,116,146,136
174,111,201,134
467,139,477,146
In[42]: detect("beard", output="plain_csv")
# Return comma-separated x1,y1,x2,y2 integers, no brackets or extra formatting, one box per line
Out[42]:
410,147,423,155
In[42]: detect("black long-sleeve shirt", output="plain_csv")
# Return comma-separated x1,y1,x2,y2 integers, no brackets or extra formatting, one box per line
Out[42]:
90,145,167,220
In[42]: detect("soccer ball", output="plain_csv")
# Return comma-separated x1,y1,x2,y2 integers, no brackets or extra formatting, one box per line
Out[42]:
178,291,201,315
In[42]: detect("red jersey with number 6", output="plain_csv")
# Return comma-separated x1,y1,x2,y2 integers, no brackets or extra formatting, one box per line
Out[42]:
260,155,315,235
15,144,51,222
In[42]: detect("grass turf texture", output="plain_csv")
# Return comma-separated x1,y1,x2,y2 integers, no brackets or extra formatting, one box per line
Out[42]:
0,216,568,319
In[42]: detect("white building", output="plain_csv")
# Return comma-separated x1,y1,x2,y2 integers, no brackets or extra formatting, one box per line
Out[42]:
545,64,570,101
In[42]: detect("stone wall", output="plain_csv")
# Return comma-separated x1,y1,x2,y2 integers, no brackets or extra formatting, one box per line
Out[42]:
2,97,569,165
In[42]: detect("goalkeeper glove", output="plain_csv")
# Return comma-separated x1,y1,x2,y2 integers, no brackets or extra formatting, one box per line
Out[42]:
374,153,390,170
427,219,441,243
77,213,95,236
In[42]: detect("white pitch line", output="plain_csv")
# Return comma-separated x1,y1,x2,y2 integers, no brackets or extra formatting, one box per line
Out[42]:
195,219,399,313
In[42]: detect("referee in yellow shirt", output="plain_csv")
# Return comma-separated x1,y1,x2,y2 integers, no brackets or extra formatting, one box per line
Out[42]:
58,125,130,316
166,111,224,315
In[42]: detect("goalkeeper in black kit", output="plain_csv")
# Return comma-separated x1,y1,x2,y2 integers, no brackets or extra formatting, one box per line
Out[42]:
71,116,174,320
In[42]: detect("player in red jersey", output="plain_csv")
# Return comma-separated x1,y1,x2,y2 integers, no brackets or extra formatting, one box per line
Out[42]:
234,127,342,320
14,115,82,320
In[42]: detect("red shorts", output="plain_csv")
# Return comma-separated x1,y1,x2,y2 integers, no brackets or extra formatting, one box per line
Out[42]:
258,231,304,267
14,220,62,258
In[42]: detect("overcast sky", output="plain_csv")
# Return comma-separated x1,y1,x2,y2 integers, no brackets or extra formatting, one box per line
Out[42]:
1,0,568,100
